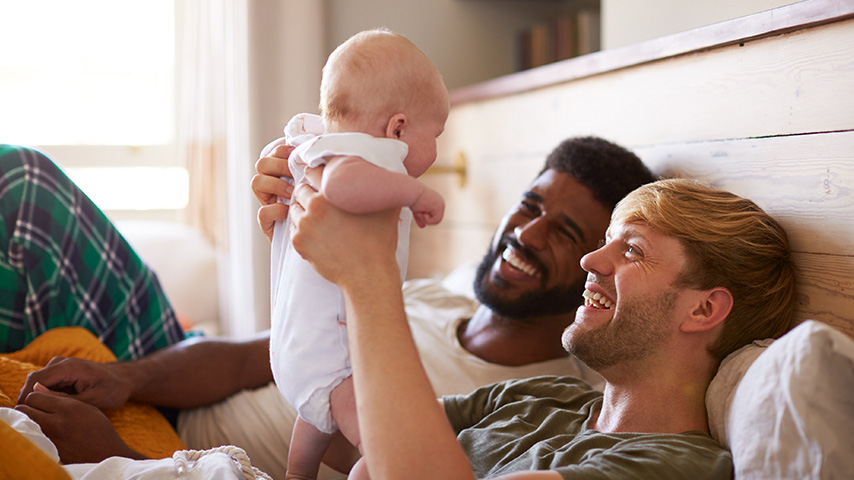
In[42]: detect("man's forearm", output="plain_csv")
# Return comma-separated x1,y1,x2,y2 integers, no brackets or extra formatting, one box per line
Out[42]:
342,265,475,480
124,332,273,408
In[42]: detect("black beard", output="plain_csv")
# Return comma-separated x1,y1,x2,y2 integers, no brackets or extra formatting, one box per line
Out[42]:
472,239,584,320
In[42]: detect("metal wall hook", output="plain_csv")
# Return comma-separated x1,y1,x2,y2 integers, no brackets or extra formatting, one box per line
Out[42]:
424,151,467,188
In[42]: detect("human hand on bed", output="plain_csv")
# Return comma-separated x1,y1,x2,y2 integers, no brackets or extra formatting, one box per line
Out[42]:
17,356,132,411
289,182,400,287
252,138,295,242
15,391,145,464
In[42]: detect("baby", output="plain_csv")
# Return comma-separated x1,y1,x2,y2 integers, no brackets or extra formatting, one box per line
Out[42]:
268,29,449,480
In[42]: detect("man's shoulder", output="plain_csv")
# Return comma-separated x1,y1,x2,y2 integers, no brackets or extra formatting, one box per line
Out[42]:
552,429,732,480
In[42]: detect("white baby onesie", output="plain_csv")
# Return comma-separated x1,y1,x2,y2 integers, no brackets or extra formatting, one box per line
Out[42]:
269,113,410,433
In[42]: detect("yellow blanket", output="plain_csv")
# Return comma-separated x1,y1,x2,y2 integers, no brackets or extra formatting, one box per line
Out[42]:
0,327,187,477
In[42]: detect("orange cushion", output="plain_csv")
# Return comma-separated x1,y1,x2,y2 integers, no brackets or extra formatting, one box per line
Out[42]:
0,417,71,480
0,327,187,460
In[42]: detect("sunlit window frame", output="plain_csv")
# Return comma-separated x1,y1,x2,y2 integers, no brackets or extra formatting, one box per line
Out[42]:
1,0,186,221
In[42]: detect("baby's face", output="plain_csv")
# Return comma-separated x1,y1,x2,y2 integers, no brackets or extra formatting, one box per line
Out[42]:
401,92,450,178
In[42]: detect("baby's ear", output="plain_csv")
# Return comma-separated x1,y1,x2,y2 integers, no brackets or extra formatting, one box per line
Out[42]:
385,113,407,139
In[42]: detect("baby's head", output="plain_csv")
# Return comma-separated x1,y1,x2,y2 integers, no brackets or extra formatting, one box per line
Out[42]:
320,29,449,177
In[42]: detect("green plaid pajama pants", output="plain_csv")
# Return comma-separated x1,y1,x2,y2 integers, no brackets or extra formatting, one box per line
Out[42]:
0,145,185,360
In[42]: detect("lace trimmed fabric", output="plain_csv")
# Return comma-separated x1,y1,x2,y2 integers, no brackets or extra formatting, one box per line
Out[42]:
173,445,273,480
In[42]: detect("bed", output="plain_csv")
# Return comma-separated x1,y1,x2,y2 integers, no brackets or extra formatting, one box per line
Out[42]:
1,2,851,478
411,0,854,477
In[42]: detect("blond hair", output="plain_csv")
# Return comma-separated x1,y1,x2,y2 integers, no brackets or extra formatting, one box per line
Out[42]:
320,28,443,131
612,178,797,360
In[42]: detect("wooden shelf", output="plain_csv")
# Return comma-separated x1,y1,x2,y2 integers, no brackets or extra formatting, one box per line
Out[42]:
450,0,854,106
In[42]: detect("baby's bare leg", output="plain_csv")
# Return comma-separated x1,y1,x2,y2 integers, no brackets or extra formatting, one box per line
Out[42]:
349,457,372,480
330,376,360,450
286,417,332,480
288,376,360,479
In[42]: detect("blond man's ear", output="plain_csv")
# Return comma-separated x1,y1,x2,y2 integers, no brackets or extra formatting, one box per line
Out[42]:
680,287,733,333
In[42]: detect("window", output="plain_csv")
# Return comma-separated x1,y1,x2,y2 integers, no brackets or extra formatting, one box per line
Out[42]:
0,0,186,216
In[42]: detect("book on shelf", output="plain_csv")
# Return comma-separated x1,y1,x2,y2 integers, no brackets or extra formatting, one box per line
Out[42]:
576,9,601,56
516,29,531,72
515,9,600,71
529,24,551,68
553,14,576,62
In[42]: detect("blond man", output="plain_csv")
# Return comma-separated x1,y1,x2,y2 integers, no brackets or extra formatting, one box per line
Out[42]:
287,178,797,479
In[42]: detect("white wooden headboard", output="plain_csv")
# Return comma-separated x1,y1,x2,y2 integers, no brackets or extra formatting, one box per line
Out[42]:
412,0,854,339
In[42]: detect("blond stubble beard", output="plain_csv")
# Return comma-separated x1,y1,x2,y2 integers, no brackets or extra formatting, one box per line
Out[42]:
562,289,678,371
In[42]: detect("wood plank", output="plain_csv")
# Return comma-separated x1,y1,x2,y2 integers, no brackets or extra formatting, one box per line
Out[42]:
794,251,854,339
431,132,854,257
634,131,854,256
451,0,854,105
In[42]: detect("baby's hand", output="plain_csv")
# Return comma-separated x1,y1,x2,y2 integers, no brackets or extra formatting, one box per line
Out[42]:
412,188,445,228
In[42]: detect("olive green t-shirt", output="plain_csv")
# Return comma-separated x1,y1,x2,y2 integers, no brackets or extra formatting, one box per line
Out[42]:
443,376,733,479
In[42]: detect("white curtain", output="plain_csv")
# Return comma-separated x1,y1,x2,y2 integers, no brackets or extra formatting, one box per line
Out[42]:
177,0,257,338
177,0,326,338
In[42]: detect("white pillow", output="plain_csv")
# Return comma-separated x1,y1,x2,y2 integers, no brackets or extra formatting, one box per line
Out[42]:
706,337,774,446
439,260,479,299
728,320,854,480
117,220,220,334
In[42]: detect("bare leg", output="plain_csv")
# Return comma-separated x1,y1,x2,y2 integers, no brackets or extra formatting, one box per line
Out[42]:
349,457,372,480
320,430,361,475
330,376,360,449
287,376,360,480
286,417,332,480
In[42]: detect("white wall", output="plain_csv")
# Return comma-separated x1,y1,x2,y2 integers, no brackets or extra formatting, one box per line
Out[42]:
246,0,326,331
601,0,798,49
248,0,325,151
